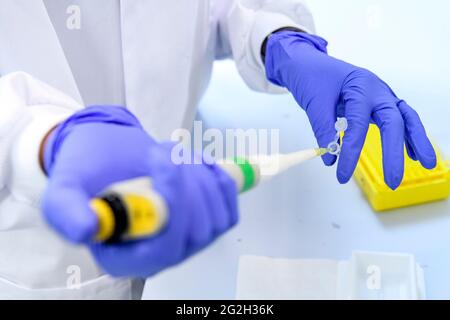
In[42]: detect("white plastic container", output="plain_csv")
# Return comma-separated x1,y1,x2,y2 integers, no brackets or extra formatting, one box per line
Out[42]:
337,251,425,300
236,251,425,300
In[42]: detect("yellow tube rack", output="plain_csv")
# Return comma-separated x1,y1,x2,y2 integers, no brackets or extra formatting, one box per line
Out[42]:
354,125,450,211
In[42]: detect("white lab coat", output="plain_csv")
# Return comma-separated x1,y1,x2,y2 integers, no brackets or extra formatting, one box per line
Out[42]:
0,0,314,299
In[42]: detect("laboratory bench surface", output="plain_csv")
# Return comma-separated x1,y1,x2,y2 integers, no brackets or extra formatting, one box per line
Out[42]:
143,60,449,299
143,1,450,297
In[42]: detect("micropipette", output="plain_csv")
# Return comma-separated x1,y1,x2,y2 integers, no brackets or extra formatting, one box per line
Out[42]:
91,147,328,243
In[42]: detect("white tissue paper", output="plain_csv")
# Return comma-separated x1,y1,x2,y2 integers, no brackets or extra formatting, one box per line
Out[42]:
236,251,425,300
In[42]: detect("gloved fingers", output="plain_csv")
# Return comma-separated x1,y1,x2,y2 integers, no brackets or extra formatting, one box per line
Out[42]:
90,177,218,279
197,176,232,237
183,169,215,256
405,139,418,161
90,242,136,277
91,172,187,278
210,163,239,229
372,106,405,190
90,164,231,279
42,176,98,243
197,177,227,236
90,233,180,278
397,100,437,169
337,94,371,184
90,145,239,279
306,99,338,166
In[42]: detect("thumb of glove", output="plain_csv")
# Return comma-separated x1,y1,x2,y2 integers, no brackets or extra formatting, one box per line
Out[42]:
42,176,98,243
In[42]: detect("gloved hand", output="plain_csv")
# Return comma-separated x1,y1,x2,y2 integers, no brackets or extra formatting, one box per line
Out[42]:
265,31,437,190
42,106,238,277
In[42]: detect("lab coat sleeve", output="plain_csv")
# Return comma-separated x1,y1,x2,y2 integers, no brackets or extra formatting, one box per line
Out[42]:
0,72,80,205
215,0,315,93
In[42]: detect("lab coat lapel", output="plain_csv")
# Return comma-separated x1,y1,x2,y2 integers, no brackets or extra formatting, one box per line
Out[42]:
0,0,83,104
120,0,203,140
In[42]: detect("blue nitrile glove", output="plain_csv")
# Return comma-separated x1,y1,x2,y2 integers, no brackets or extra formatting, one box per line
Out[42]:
42,106,238,277
265,31,437,190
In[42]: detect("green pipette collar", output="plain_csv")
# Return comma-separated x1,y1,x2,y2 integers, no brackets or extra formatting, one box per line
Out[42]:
233,157,256,193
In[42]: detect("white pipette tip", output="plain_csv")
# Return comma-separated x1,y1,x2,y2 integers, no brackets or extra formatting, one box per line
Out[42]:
252,148,324,182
